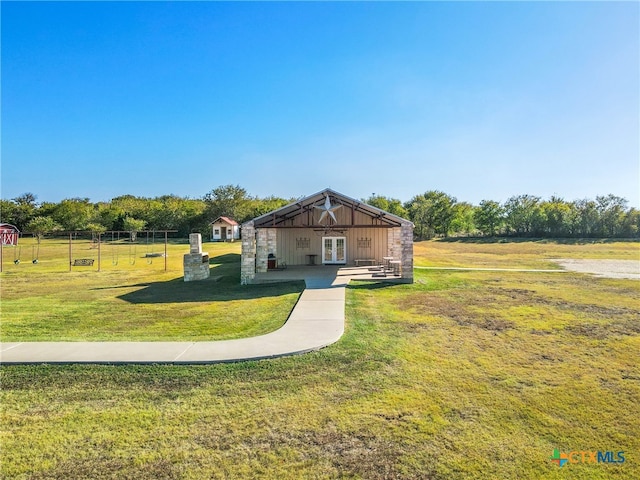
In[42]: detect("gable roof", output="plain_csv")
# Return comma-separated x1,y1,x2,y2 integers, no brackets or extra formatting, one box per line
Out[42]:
211,216,239,226
0,223,20,232
247,188,413,228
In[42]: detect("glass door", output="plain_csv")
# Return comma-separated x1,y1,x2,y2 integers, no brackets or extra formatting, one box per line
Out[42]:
335,237,345,263
322,237,346,264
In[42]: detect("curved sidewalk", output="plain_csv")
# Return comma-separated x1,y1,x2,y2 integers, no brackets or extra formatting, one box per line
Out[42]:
0,270,352,365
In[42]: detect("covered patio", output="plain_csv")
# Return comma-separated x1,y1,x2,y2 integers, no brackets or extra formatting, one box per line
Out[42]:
252,264,410,285
241,188,414,284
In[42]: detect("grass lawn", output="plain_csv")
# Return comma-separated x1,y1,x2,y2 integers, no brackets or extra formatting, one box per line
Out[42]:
1,240,303,341
1,239,639,478
414,237,639,269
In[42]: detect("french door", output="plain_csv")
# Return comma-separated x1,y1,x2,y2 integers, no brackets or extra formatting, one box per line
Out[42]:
322,237,346,264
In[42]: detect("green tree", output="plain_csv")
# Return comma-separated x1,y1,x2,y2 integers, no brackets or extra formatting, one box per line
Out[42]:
0,199,18,226
364,195,408,219
474,200,504,237
122,216,146,241
450,202,476,236
247,196,291,220
405,191,457,239
596,194,628,237
571,199,599,237
111,195,151,227
26,216,61,243
541,196,571,237
144,195,207,235
11,193,39,231
620,208,640,238
203,185,253,223
94,202,124,231
504,195,543,236
52,198,93,231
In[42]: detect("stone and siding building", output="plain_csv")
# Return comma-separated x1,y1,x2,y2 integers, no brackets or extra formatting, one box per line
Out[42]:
240,188,413,284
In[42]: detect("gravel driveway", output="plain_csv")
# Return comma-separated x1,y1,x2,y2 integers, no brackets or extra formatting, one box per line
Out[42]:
553,259,640,280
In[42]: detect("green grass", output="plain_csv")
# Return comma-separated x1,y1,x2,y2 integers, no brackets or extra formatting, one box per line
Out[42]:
414,237,640,269
1,240,303,341
1,239,639,478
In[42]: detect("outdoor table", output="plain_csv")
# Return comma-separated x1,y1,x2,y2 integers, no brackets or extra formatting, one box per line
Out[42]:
382,256,393,271
389,260,401,276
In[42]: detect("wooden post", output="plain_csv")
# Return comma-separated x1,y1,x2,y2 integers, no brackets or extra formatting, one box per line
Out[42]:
97,233,101,272
69,233,73,272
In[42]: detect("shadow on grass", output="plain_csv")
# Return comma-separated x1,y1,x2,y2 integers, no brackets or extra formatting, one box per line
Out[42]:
115,265,304,304
347,281,401,291
434,237,639,245
208,253,240,264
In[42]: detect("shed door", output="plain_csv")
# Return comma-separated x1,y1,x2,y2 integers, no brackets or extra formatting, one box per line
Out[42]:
322,237,346,264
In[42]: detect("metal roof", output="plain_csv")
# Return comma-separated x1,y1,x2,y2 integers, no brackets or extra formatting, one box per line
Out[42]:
211,216,239,226
247,188,413,228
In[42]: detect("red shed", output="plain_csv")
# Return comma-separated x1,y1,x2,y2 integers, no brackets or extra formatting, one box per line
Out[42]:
0,223,20,246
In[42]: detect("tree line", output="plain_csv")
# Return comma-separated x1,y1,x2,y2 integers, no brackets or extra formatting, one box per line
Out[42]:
1,186,638,240
368,191,639,239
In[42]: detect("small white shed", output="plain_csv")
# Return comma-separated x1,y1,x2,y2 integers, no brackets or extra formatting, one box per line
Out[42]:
211,217,240,242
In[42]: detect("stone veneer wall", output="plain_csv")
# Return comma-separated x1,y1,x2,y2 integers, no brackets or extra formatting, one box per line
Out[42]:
240,221,256,285
387,224,413,282
183,233,210,282
387,227,401,260
387,223,413,283
255,228,277,273
400,222,414,282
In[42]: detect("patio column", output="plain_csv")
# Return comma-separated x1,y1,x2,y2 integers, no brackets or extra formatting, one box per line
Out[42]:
256,229,268,273
387,227,401,259
400,222,414,282
241,221,256,284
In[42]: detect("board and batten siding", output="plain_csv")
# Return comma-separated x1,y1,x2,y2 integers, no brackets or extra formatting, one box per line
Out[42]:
276,228,388,266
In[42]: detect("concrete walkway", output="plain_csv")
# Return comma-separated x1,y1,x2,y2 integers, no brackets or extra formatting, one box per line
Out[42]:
1,267,388,365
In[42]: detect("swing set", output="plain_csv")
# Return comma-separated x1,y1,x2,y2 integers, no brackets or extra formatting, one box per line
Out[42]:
70,230,174,271
1,235,39,270
0,230,177,272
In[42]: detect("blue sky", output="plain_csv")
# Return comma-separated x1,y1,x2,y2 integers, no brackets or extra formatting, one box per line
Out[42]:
2,1,638,206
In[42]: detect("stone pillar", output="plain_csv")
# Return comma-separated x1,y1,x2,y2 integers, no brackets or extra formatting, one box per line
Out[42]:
400,222,414,282
387,227,401,260
241,222,256,284
256,229,268,273
183,233,210,282
255,227,277,273
267,228,277,264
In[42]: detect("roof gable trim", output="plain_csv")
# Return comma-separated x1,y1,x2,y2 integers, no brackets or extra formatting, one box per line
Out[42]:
246,188,413,228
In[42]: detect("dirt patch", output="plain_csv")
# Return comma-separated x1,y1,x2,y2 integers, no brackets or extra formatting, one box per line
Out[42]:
565,319,640,339
553,259,640,280
396,292,514,331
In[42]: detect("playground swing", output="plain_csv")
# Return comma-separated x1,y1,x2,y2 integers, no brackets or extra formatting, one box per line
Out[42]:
146,231,155,264
13,245,21,264
129,241,137,265
90,233,100,249
71,235,98,268
111,231,120,266
31,243,40,264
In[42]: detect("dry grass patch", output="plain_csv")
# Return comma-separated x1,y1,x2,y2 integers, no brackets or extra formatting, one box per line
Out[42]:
414,238,639,268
